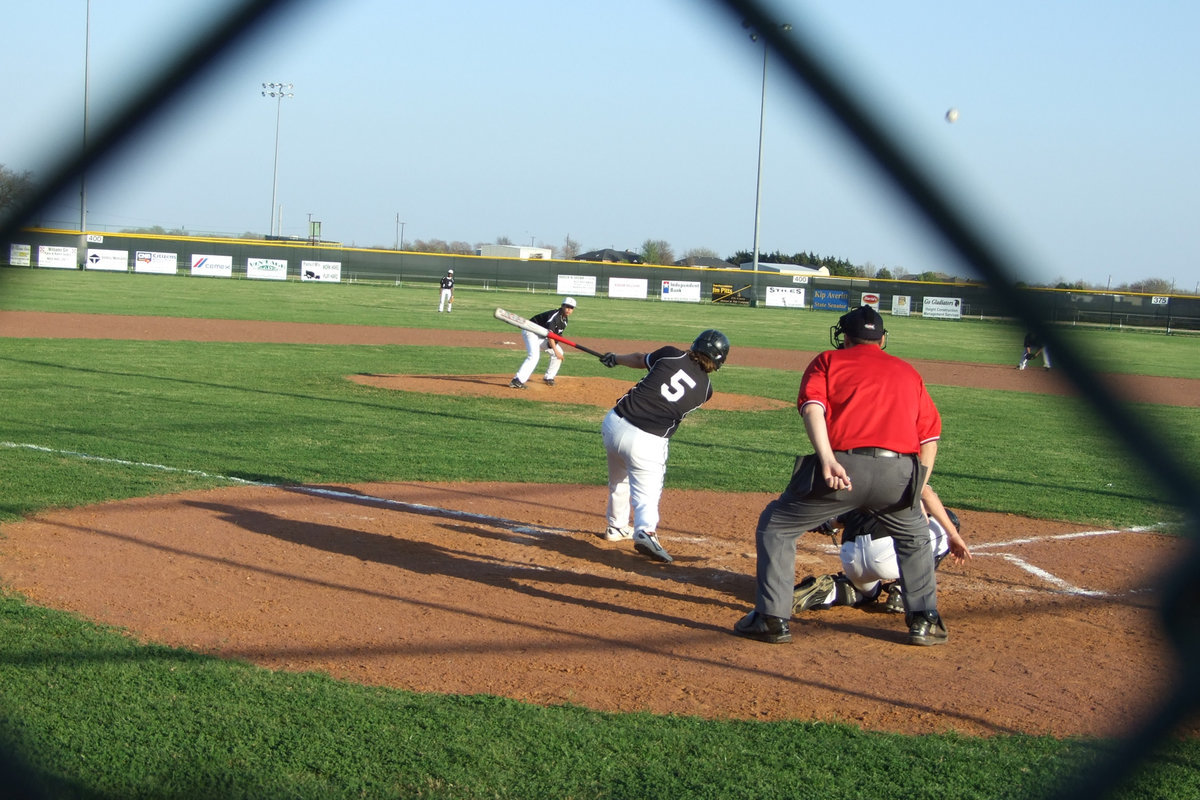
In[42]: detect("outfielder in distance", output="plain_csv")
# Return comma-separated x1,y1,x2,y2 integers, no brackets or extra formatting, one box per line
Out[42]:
598,329,730,563
437,269,454,313
509,297,576,389
791,483,970,614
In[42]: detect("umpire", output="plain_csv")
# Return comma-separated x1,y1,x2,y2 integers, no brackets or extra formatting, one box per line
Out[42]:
734,306,947,646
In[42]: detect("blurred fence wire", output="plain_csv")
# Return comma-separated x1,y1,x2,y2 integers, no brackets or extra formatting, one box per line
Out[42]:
717,0,1198,797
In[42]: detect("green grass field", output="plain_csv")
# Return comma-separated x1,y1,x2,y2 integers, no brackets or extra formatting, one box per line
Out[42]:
1,268,1198,798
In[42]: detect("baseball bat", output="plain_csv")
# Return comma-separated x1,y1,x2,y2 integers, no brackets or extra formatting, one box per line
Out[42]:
493,307,607,359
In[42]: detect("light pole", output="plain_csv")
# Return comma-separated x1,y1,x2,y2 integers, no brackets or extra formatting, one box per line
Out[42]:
80,0,91,234
747,22,791,307
262,82,293,237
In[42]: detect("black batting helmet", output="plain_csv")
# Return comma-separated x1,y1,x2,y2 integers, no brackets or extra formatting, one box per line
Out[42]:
830,305,887,350
691,329,730,369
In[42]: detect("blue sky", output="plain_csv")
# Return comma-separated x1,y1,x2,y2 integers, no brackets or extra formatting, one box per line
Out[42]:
3,0,1197,291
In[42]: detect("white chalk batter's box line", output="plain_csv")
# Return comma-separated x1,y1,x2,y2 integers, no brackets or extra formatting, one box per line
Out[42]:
4,442,1168,597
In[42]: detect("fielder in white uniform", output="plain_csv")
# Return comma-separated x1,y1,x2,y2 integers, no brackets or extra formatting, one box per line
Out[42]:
793,484,970,613
510,298,575,389
438,269,454,312
598,330,730,563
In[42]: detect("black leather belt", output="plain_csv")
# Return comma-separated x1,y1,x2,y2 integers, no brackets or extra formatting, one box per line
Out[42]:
842,447,903,458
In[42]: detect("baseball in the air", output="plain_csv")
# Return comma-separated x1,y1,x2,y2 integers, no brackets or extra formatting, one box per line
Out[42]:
945,108,959,123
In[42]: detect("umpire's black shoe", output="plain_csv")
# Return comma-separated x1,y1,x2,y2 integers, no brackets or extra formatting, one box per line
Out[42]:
734,610,792,644
906,610,948,646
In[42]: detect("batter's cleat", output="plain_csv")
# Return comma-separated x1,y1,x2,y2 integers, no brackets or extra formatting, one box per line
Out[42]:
601,525,634,541
543,378,555,386
633,531,673,563
882,581,905,613
733,610,792,644
906,610,949,646
508,378,527,389
792,574,837,612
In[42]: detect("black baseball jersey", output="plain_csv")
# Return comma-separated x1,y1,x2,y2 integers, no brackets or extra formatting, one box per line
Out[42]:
614,346,713,438
440,275,454,290
530,308,569,337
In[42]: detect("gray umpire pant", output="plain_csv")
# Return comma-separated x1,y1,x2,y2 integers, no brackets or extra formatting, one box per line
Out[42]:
754,450,937,619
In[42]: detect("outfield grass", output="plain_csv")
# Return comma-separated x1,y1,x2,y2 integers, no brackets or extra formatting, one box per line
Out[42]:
1,268,1197,798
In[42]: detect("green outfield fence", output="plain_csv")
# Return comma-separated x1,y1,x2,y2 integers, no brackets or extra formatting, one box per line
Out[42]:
6,226,1199,333
1,0,1197,798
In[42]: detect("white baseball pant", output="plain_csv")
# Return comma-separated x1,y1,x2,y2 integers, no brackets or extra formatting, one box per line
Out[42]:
602,409,669,536
516,329,562,383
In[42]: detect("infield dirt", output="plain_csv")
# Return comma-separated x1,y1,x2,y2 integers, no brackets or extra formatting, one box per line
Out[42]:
1,312,1195,737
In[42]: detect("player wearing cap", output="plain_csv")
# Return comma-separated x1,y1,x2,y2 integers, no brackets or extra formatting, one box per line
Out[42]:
733,305,946,646
509,298,576,389
438,269,455,313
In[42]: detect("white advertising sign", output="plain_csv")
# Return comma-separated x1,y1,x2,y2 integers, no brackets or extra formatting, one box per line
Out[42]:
85,248,129,271
891,295,912,317
38,245,77,269
1151,296,1169,305
791,275,810,284
660,280,701,303
608,276,648,299
134,250,178,275
556,273,597,297
9,243,31,266
765,286,806,308
301,260,342,282
190,254,233,278
247,257,288,280
922,296,963,320
860,292,881,309
86,234,104,243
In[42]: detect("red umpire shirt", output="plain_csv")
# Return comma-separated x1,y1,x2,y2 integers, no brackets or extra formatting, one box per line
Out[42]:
798,344,941,454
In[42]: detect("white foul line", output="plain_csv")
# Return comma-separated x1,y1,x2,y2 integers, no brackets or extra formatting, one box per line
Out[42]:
5,441,1164,596
1,441,569,537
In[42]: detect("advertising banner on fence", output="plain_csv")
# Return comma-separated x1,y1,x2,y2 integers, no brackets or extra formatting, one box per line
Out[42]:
556,274,597,297
37,245,77,269
891,295,912,316
812,288,850,311
85,249,128,271
712,283,751,305
190,254,232,278
860,292,881,309
134,251,178,275
247,257,288,280
301,260,342,282
608,276,648,299
765,286,806,308
922,296,963,320
9,243,31,266
661,280,701,303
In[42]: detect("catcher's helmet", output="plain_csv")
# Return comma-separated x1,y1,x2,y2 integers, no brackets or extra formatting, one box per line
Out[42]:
830,305,887,350
691,329,730,369
946,508,961,532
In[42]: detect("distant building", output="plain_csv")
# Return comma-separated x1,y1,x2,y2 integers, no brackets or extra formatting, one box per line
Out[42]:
477,244,552,260
739,262,831,277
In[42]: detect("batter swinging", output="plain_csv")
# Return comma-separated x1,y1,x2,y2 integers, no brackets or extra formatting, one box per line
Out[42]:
599,330,730,563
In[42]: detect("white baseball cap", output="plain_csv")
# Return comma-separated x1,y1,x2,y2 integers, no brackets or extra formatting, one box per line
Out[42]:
447,269,454,274
563,297,577,308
